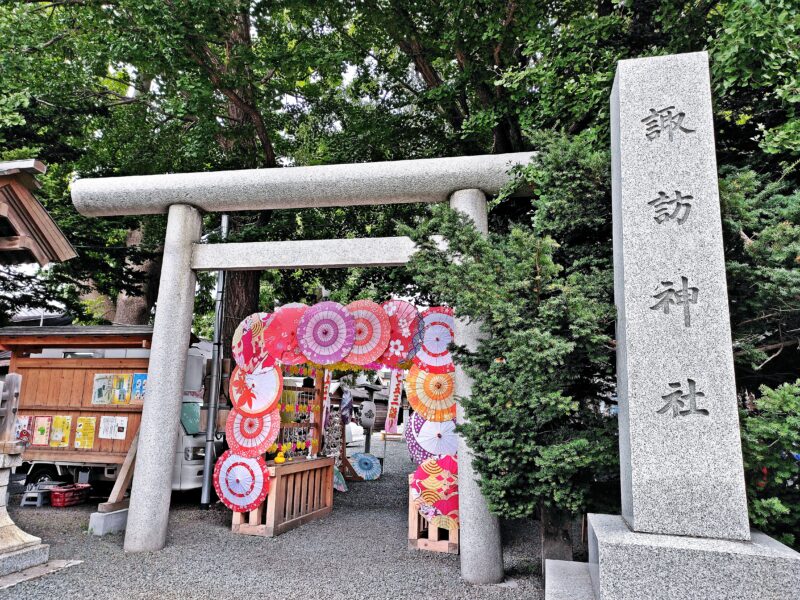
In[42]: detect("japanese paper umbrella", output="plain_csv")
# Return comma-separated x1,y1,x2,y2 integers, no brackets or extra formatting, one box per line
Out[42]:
344,300,391,366
263,304,308,365
213,450,270,513
333,466,348,492
229,365,283,417
416,417,458,457
410,455,459,529
297,301,355,365
226,407,281,458
405,364,456,422
231,312,275,373
378,300,422,368
405,411,433,465
351,452,382,481
413,306,455,373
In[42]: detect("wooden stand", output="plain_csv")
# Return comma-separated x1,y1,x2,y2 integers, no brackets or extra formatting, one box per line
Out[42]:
232,456,334,537
407,474,459,554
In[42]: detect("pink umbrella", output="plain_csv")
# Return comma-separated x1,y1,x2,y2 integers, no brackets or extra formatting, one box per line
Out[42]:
263,304,308,365
344,300,391,366
231,313,275,373
413,306,455,373
213,450,270,513
379,300,422,368
297,301,355,365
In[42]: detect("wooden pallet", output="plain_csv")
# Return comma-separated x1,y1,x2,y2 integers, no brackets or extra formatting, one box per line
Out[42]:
407,474,459,554
232,456,334,537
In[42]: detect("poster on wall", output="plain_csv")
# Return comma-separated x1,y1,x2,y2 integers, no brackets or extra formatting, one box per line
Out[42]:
49,415,72,448
15,416,32,445
31,416,51,446
111,374,133,405
92,374,113,405
99,416,128,440
74,416,97,449
132,373,147,404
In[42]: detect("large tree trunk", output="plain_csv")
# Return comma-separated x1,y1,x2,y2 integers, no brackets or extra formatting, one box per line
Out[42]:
113,228,153,325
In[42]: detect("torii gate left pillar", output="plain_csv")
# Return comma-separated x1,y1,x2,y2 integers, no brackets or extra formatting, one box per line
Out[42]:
71,152,532,578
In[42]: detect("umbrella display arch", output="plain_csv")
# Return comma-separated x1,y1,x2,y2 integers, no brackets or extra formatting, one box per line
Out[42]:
70,151,533,584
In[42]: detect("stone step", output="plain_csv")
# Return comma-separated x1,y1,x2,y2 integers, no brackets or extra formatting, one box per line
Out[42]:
545,560,595,600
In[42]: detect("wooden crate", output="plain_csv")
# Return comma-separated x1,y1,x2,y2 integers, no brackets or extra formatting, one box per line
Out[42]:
232,456,334,537
407,474,459,554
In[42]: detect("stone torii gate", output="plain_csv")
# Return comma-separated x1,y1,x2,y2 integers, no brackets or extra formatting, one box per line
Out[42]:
72,152,533,583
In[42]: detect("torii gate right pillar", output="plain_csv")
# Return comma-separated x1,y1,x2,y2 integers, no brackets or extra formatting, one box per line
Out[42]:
450,189,505,584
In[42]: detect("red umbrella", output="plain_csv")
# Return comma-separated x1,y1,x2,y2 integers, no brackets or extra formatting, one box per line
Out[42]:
229,365,283,417
226,407,281,458
344,300,391,366
263,304,308,365
378,300,422,368
213,450,270,512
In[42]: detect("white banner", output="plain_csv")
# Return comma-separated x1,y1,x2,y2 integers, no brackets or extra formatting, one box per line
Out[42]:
384,369,405,433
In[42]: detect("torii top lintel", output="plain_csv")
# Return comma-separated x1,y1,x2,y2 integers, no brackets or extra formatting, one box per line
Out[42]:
71,152,534,217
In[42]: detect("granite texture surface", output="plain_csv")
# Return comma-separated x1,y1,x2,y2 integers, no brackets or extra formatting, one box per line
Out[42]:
588,513,800,600
0,544,49,578
72,152,534,216
611,51,749,540
544,560,595,600
450,189,504,585
88,509,128,536
191,236,418,271
124,204,202,553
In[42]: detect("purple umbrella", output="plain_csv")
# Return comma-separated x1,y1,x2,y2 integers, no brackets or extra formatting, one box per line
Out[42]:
297,301,355,365
405,412,433,465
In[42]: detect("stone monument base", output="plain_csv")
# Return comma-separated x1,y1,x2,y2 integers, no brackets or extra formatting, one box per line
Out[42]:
546,513,800,600
0,544,50,578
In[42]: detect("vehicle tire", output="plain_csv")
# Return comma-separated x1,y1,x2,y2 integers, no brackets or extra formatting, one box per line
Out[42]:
26,465,70,486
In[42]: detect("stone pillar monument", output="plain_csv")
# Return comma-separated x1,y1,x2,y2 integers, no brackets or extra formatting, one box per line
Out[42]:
545,52,800,599
450,189,505,584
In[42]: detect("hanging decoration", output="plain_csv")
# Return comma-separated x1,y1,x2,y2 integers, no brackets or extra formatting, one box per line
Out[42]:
264,304,308,365
231,313,275,373
226,407,281,458
410,455,459,530
229,365,283,417
323,410,343,468
413,306,455,373
344,300,391,365
351,452,382,481
213,450,271,513
378,300,423,368
297,301,356,365
405,365,456,422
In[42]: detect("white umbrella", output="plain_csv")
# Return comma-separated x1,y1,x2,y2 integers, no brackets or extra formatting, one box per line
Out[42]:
415,418,458,456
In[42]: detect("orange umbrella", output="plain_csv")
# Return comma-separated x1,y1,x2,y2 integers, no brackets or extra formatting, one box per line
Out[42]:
405,364,456,422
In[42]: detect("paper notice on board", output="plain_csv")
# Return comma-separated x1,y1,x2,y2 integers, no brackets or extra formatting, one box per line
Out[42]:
49,415,72,448
99,415,128,440
74,416,96,449
31,416,51,446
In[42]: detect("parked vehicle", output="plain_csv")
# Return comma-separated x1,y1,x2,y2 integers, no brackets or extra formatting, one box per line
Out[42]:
0,325,221,490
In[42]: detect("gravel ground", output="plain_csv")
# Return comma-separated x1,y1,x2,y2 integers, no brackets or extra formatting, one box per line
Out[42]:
6,440,544,600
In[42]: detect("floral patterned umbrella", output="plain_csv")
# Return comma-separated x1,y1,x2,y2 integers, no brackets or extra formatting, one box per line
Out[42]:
231,312,275,373
351,452,382,481
297,301,355,365
410,454,459,530
344,300,391,366
226,407,281,458
264,304,308,365
413,306,455,373
378,300,422,368
405,411,433,465
229,365,283,417
213,450,270,513
405,364,456,422
333,466,348,492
